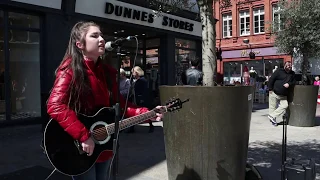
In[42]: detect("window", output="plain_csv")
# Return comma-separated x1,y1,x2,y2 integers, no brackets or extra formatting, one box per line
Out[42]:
175,38,197,85
253,7,265,34
175,38,196,49
273,4,283,31
265,59,283,77
239,10,250,36
8,12,41,118
223,62,241,85
222,13,232,38
9,12,39,28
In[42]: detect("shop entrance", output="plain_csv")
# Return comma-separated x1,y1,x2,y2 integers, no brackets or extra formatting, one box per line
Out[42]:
99,23,163,107
98,22,200,107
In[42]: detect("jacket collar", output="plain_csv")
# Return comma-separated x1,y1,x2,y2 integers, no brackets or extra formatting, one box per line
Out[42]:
84,57,101,70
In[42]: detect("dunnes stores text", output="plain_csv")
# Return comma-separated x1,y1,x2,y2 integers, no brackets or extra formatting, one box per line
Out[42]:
105,2,195,32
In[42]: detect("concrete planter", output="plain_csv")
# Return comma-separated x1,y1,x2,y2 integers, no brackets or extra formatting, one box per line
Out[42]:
288,85,319,127
160,86,254,180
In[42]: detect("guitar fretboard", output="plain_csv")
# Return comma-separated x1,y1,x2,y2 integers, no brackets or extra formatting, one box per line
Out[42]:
106,110,157,134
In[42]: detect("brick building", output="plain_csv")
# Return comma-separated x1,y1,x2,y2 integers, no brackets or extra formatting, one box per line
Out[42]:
214,0,291,85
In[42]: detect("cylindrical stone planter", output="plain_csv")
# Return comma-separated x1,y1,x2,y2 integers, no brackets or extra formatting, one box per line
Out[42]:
160,86,254,180
288,85,319,127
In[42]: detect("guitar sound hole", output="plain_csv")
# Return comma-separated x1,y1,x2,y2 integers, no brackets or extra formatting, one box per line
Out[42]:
92,125,108,141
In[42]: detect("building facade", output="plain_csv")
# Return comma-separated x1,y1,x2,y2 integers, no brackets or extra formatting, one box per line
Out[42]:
0,0,202,122
214,0,291,85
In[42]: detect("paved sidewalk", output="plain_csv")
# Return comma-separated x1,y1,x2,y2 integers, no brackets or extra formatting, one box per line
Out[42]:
248,104,320,180
0,104,319,180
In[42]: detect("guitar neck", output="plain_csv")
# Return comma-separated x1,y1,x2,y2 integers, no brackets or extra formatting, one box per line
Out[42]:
106,110,157,134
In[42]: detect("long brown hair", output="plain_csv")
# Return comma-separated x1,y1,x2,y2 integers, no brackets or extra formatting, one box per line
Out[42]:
55,21,99,112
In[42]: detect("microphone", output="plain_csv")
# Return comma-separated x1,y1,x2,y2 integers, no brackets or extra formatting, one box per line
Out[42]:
105,36,135,51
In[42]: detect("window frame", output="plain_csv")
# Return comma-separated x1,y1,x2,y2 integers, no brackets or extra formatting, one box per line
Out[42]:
222,13,232,38
253,7,265,34
272,4,283,31
239,10,250,36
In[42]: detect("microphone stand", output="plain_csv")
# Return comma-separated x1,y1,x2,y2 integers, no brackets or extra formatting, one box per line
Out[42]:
280,112,288,180
112,45,122,180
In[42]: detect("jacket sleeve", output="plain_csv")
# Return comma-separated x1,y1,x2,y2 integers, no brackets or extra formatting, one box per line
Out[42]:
198,71,203,85
47,70,90,142
120,79,130,96
268,70,278,90
121,92,149,117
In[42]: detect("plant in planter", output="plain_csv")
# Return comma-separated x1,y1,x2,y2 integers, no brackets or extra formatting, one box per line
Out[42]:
147,0,254,179
273,0,320,126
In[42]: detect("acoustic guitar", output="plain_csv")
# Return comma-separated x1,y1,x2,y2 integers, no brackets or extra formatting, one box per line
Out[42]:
44,98,189,176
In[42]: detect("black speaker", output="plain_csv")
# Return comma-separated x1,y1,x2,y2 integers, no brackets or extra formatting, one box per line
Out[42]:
286,158,316,180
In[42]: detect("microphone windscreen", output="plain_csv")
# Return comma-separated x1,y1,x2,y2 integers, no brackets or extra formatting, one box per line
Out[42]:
105,41,113,51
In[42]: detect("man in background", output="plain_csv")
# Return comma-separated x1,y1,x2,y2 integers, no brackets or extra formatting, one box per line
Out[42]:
181,57,203,86
268,61,296,126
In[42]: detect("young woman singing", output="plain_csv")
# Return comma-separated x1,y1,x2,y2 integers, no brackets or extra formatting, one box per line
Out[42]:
47,21,163,180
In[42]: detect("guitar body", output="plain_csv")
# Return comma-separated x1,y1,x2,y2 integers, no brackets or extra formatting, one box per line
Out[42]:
44,107,115,176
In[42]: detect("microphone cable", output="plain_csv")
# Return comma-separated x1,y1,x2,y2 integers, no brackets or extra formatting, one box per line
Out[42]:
107,36,139,180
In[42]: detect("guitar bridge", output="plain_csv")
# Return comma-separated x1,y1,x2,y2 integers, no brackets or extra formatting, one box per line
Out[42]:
74,140,86,155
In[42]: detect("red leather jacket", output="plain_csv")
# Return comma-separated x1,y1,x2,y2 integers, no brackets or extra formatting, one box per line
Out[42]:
47,58,149,162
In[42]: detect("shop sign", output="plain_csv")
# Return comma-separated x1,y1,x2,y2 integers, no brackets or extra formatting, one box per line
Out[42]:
223,47,285,59
240,50,260,57
75,0,201,37
105,3,195,32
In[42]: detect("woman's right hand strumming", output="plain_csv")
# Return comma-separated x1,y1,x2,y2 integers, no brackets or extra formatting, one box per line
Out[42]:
81,137,95,156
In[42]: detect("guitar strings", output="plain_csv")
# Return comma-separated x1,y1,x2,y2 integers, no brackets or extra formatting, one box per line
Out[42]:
92,111,156,137
91,112,157,140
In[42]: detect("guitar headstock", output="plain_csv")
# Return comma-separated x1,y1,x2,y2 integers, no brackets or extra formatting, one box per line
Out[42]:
165,97,189,113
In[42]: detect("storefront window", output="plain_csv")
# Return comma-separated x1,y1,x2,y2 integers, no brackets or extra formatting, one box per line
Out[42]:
175,38,196,85
223,59,284,85
243,60,263,76
265,59,283,77
9,12,39,28
223,62,242,85
145,38,160,97
146,49,159,68
146,38,160,48
175,38,196,49
7,12,41,119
